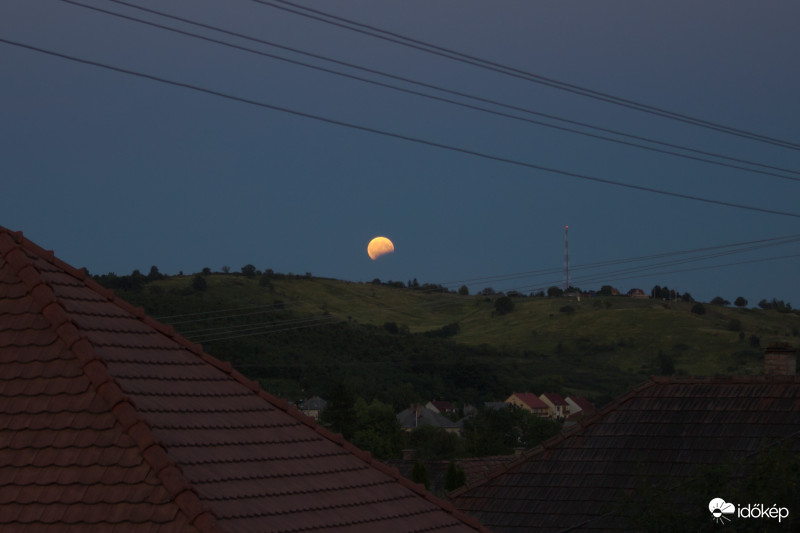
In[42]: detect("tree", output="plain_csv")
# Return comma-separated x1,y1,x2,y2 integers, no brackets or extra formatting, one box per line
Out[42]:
734,296,748,308
690,303,706,315
462,406,561,456
650,285,662,299
411,461,430,489
710,296,730,306
458,285,469,296
147,265,164,281
547,286,564,297
191,274,207,292
318,383,357,439
598,285,616,296
657,351,675,375
445,461,467,491
349,398,402,459
241,264,257,278
494,296,515,315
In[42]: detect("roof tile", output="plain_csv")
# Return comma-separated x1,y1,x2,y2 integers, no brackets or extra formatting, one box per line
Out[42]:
455,375,800,532
1,226,488,533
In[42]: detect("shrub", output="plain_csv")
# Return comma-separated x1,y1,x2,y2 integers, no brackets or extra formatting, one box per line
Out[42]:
494,296,515,315
191,275,207,292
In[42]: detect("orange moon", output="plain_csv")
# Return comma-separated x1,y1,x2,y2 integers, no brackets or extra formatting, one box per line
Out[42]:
367,236,395,260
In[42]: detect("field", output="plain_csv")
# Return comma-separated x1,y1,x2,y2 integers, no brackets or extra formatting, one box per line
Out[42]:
112,273,800,407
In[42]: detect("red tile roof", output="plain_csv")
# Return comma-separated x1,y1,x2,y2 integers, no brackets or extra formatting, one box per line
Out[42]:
0,227,489,533
538,392,567,406
508,392,548,410
565,395,594,412
454,375,800,532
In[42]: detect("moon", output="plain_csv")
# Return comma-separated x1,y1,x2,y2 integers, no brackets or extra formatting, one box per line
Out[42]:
367,236,395,260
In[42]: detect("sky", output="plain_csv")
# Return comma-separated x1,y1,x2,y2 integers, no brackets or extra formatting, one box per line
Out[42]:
2,0,800,306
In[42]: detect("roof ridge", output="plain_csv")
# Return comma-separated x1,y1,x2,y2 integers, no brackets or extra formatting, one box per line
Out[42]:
0,228,220,533
1,227,488,532
449,378,660,499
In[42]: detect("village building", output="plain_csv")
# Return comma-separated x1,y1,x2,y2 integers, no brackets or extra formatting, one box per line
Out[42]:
425,400,457,415
504,392,549,417
538,392,569,419
297,395,328,420
397,404,461,434
564,395,596,423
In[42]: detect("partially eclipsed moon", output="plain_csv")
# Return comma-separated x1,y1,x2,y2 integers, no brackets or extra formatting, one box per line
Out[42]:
367,236,395,260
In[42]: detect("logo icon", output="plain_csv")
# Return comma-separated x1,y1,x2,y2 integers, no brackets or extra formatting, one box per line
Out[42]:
709,498,736,524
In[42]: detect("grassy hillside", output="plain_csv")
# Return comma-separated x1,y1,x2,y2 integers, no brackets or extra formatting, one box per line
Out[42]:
108,273,800,407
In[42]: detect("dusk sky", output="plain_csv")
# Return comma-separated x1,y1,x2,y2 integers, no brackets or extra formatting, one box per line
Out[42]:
3,1,800,305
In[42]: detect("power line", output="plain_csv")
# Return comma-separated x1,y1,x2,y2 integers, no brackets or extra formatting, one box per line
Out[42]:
190,250,800,344
258,0,800,152
2,37,798,219
56,0,800,183
173,235,800,343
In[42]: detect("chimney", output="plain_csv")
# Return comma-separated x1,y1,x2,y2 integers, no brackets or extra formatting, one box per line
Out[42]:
764,343,797,376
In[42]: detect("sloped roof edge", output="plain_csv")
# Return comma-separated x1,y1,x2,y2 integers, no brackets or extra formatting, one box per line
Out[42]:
450,373,800,500
0,226,490,533
0,228,220,532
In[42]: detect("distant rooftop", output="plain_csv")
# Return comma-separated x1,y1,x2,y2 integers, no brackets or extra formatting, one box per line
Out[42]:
455,375,800,532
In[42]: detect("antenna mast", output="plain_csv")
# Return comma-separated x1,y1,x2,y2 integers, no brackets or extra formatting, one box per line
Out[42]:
564,225,569,291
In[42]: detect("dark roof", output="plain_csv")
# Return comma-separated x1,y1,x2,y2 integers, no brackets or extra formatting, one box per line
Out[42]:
0,227,488,533
397,406,460,430
453,375,800,532
298,395,327,411
565,395,594,412
429,400,456,413
539,392,567,406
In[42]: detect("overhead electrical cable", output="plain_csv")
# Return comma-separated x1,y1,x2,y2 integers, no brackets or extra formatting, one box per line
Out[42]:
57,0,800,182
172,236,800,342
259,0,800,152
439,234,800,289
191,251,800,344
2,37,798,219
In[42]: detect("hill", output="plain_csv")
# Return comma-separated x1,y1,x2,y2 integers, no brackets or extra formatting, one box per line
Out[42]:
102,271,800,408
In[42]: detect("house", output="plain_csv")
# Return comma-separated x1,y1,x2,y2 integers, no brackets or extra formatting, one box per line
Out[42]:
453,362,800,532
627,288,648,298
538,392,569,419
397,404,462,434
565,395,595,418
298,395,327,420
426,400,457,415
483,401,509,411
0,227,490,533
504,392,549,417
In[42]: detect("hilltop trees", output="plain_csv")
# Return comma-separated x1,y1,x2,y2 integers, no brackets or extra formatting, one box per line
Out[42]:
493,295,515,315
734,296,748,308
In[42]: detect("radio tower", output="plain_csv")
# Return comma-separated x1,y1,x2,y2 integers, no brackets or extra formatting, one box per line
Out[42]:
564,225,569,292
